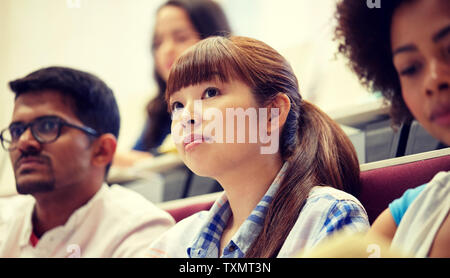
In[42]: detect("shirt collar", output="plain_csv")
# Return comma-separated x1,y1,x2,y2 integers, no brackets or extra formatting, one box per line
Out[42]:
20,183,109,247
187,162,289,258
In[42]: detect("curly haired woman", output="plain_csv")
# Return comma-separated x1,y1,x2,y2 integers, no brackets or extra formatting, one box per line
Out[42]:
335,0,449,257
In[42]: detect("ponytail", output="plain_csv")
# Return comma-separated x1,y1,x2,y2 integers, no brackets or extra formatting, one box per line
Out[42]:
245,100,360,257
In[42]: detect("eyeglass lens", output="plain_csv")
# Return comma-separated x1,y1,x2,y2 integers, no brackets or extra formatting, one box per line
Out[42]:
1,117,61,150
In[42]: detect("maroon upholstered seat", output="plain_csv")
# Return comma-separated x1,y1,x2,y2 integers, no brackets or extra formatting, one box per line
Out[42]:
359,152,450,224
164,150,450,224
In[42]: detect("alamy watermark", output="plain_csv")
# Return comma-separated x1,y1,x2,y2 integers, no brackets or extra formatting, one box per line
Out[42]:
171,100,280,155
366,0,381,9
367,243,381,258
66,244,81,258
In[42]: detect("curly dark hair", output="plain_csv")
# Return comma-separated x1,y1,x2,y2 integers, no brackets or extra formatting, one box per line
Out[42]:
334,0,415,127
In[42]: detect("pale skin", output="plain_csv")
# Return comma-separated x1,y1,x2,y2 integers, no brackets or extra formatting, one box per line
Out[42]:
113,5,201,168
153,5,201,82
169,79,291,255
10,90,116,237
368,0,450,257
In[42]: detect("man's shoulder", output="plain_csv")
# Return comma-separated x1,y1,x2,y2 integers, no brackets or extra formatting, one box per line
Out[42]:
0,194,34,223
104,184,160,210
96,184,174,223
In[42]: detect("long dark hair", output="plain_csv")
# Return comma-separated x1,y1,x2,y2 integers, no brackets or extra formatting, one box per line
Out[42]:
143,0,231,151
166,36,361,257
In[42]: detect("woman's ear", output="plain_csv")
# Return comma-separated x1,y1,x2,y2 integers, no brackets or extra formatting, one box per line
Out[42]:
267,93,291,133
91,134,117,169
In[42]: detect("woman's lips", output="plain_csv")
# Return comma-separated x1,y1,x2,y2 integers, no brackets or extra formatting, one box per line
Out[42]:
430,105,450,126
182,134,211,151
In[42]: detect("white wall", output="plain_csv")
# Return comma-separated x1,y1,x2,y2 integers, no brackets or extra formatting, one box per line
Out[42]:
218,0,372,111
0,0,166,195
0,0,16,196
1,0,166,150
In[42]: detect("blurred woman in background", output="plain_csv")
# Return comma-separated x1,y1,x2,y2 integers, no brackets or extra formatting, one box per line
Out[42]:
115,0,231,167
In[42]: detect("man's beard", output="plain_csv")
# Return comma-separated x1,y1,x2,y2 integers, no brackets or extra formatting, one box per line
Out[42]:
16,177,55,194
14,153,56,195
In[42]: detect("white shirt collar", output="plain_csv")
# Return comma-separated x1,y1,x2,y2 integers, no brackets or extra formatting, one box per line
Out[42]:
19,183,109,247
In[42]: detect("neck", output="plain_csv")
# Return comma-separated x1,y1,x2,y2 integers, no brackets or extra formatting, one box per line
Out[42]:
31,180,102,237
215,153,283,230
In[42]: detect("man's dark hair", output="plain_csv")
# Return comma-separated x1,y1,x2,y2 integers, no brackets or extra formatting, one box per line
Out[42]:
334,0,414,127
9,66,120,176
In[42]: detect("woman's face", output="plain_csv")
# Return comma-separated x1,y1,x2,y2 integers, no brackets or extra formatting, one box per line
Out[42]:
153,5,201,82
391,0,450,145
168,79,278,178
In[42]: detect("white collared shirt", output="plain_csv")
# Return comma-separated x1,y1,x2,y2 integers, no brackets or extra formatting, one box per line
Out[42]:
0,184,175,258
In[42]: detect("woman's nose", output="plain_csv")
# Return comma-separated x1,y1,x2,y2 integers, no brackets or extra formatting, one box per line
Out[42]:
424,58,450,96
180,100,203,128
181,110,202,129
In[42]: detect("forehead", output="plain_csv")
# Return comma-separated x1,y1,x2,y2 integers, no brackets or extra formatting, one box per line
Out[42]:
391,0,450,48
155,5,195,34
170,78,252,99
12,90,78,123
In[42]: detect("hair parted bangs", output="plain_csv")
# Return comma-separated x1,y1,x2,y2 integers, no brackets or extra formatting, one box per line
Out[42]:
165,36,256,106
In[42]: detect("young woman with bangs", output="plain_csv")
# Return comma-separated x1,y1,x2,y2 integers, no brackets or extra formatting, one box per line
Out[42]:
148,36,369,258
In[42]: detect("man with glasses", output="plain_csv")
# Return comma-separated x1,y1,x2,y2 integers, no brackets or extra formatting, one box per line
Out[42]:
0,66,174,257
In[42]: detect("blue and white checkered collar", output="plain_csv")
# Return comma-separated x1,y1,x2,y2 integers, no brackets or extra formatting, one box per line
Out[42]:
187,161,289,258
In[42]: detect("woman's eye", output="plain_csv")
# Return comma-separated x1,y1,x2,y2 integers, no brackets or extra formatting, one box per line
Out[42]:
203,87,220,99
174,35,189,43
152,37,162,50
400,63,421,77
171,101,184,112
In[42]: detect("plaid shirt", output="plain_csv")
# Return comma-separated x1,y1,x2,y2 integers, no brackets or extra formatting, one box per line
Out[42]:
148,162,369,258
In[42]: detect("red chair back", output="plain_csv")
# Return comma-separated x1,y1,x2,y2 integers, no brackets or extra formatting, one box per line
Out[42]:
164,150,450,225
359,152,450,224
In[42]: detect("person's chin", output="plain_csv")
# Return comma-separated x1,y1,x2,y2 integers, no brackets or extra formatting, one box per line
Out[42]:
184,158,222,178
429,124,450,147
440,132,450,147
15,174,55,195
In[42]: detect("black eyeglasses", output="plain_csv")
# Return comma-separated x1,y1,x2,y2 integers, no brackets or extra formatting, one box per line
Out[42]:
0,115,99,151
